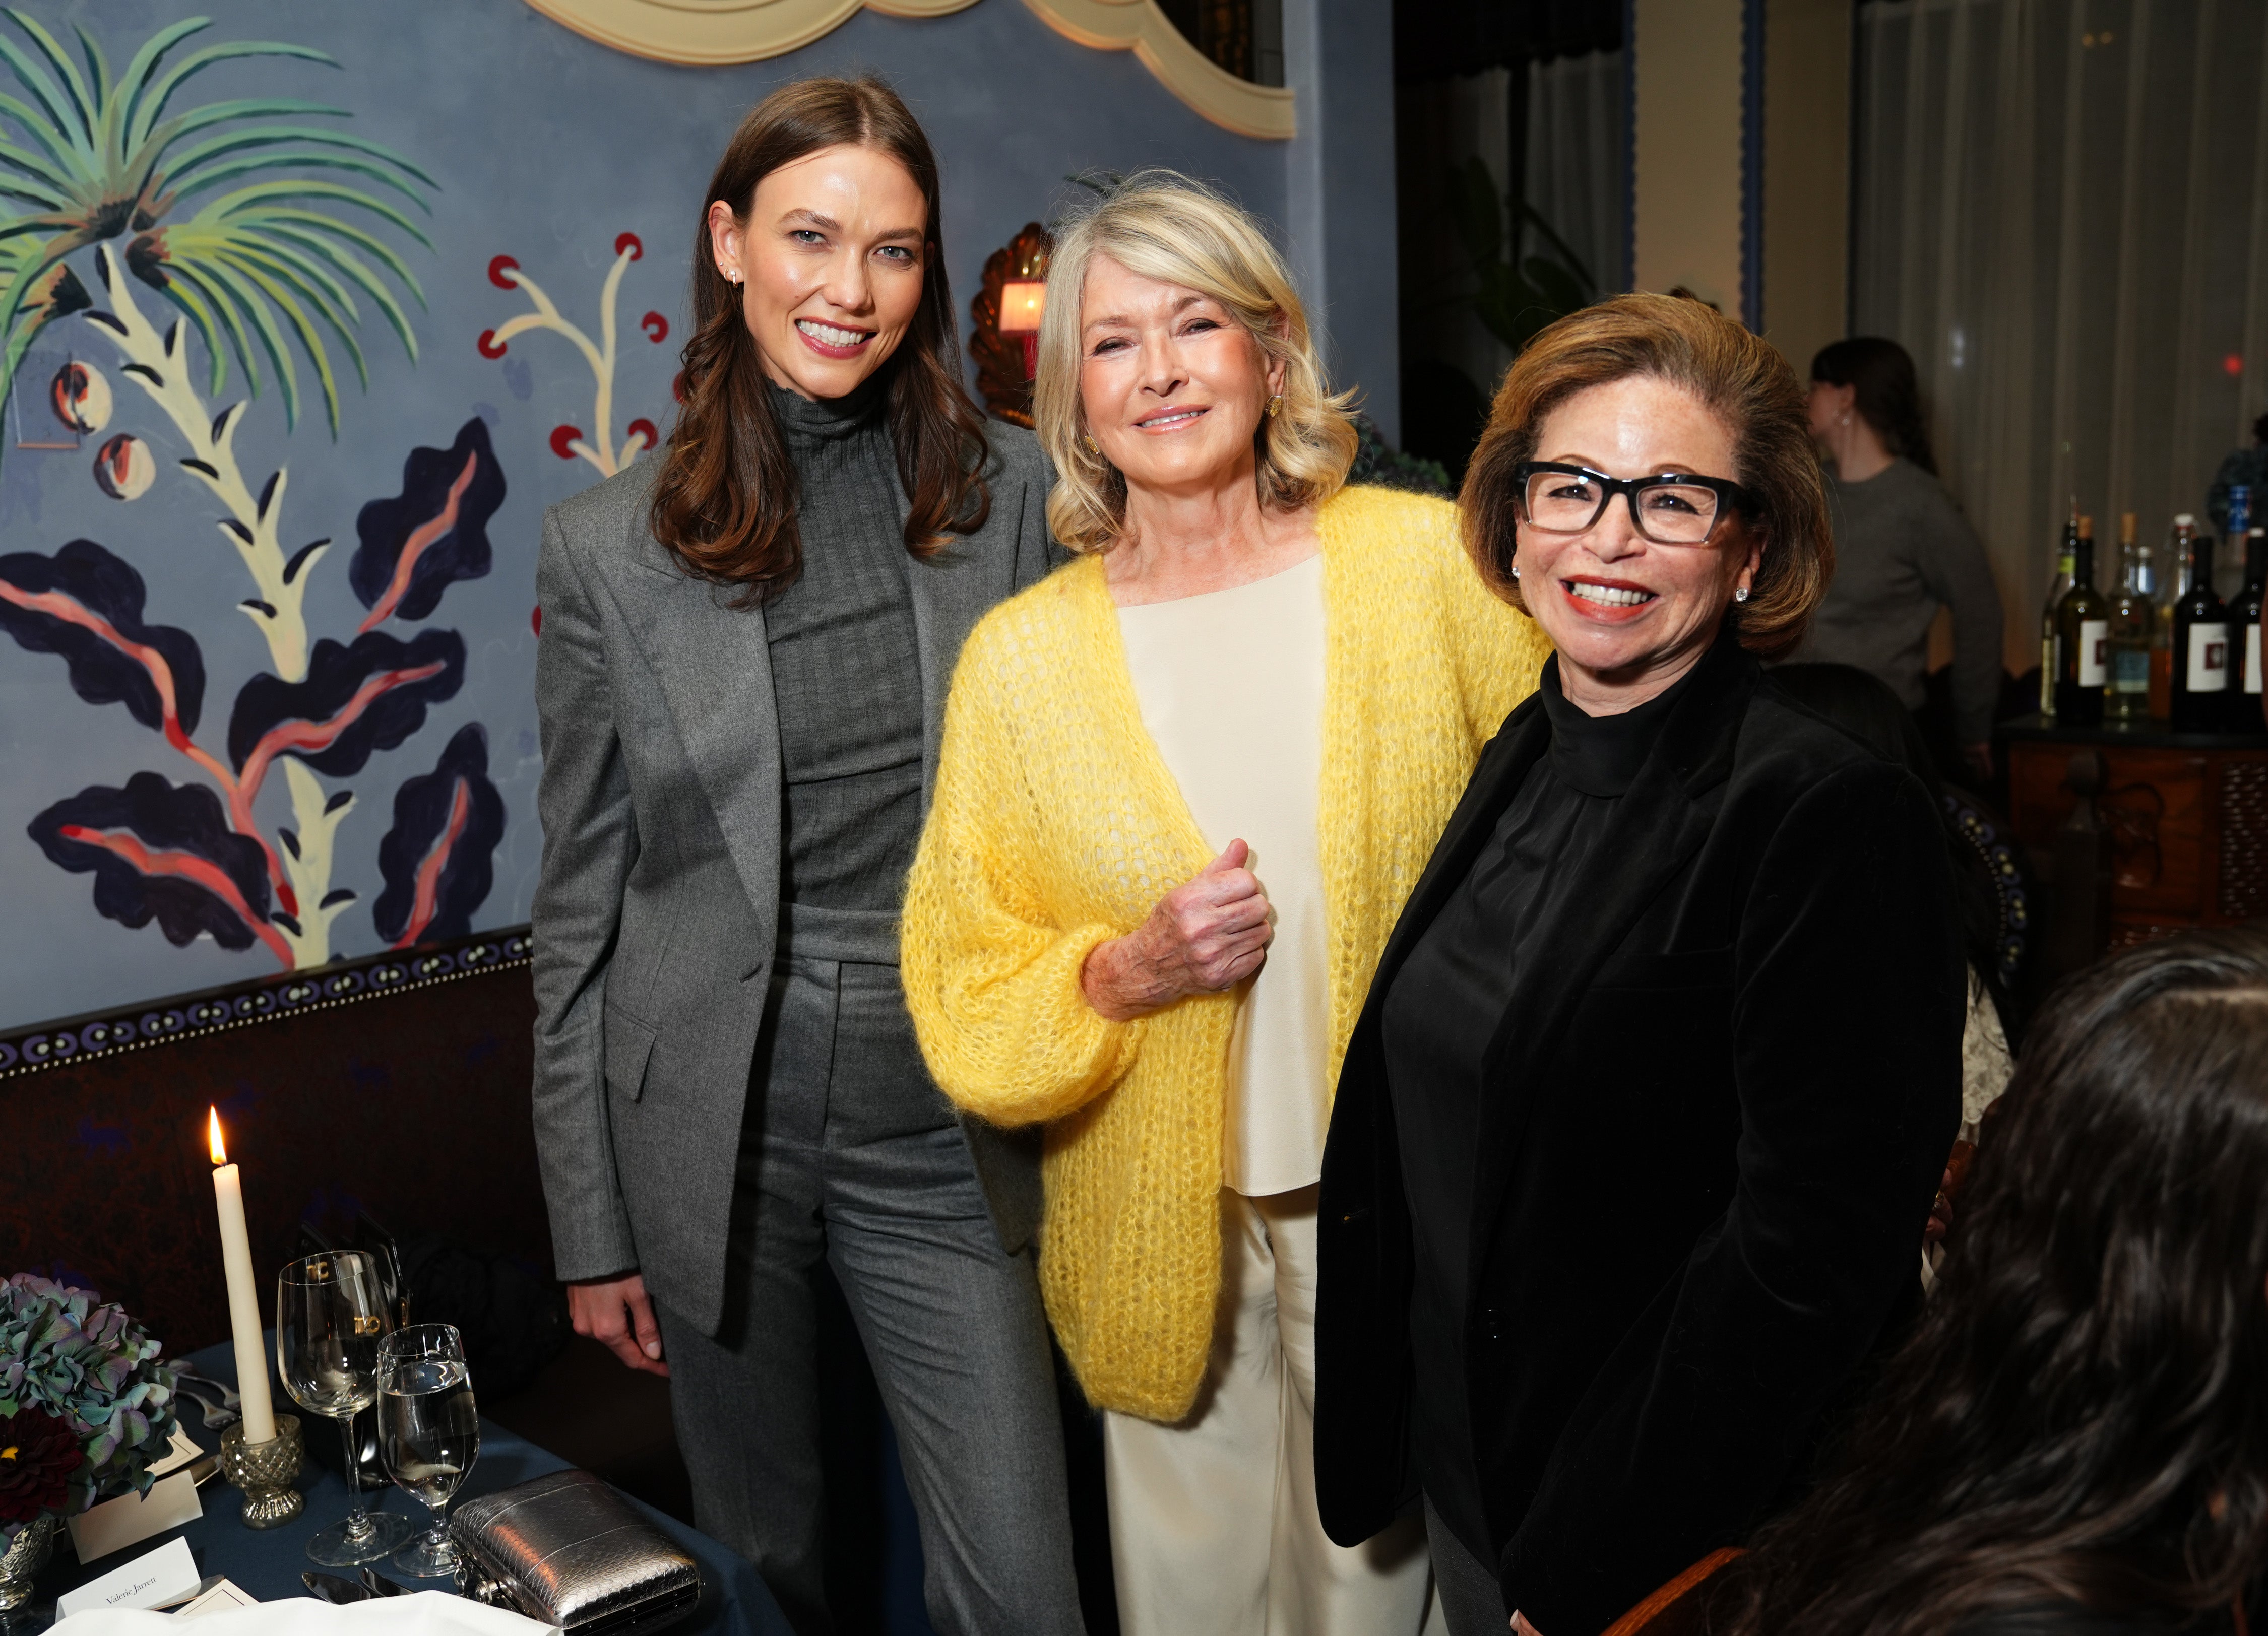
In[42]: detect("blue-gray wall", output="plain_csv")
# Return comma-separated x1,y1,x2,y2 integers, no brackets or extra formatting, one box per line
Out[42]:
0,0,1393,1029
1285,0,1401,442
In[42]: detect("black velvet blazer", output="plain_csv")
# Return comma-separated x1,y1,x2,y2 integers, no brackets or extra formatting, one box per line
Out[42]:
1314,633,1966,1634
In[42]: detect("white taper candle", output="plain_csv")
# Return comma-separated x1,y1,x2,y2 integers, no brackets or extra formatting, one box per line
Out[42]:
207,1108,277,1444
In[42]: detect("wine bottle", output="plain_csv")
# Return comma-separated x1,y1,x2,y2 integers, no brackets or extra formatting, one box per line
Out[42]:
2106,514,2152,723
2234,524,2266,734
2170,526,2231,734
2055,516,2107,726
2040,507,2077,717
2150,515,2191,721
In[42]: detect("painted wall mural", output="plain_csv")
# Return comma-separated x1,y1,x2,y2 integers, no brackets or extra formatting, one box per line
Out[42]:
0,0,1286,1032
481,236,665,480
0,13,507,974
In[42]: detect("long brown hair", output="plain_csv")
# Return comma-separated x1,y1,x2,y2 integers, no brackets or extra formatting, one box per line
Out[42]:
1460,292,1832,660
649,77,991,603
1724,928,2268,1635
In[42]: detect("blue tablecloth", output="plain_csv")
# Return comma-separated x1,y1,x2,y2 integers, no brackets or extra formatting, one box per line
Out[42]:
33,1340,790,1634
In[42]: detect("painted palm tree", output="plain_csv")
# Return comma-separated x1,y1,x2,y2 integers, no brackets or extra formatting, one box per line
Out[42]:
0,9,430,442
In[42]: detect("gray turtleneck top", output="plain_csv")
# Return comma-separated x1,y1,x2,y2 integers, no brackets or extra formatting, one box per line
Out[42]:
763,379,924,911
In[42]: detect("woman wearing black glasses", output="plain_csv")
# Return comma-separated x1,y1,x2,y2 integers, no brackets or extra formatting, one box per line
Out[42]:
1313,294,1968,1636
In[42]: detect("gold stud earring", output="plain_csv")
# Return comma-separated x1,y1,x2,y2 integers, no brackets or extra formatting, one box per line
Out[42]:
1265,394,1283,418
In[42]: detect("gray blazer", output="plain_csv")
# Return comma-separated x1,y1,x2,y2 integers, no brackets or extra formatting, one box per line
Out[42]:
530,427,1059,1337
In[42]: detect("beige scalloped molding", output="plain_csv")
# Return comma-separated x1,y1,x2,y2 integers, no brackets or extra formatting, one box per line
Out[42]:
1013,0,1293,138
520,0,1295,139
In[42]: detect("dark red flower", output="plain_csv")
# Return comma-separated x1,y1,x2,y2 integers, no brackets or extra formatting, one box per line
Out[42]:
0,1407,82,1524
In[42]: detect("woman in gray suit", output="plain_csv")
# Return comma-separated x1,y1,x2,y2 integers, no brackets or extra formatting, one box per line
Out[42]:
530,78,1083,1635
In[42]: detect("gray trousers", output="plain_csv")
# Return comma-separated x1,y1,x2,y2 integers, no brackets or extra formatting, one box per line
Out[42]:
1425,1496,1510,1636
654,921,1084,1636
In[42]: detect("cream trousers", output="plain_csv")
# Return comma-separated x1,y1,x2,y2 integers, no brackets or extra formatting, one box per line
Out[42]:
1103,1185,1438,1636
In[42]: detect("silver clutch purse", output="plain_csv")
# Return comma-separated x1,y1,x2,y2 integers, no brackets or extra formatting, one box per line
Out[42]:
451,1468,702,1634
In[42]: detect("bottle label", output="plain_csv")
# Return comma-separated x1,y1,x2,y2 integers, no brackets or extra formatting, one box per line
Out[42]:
2249,624,2263,695
2187,623,2230,691
2078,620,2108,685
2113,649,2150,694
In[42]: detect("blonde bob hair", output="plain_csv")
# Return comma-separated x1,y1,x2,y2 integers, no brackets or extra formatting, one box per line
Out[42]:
1035,170,1359,553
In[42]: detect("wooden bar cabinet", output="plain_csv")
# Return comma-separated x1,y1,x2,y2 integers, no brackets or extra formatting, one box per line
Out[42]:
2000,715,2268,948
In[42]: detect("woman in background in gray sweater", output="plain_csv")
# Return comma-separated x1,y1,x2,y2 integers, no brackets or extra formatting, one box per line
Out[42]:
1795,338,2004,780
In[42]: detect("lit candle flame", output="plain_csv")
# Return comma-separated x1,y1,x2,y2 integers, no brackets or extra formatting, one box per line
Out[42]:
208,1105,227,1167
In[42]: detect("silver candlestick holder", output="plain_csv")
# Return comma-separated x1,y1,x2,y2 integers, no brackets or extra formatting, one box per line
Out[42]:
219,1412,305,1529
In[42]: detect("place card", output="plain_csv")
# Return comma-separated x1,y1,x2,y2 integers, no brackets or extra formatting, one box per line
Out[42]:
64,1468,203,1563
54,1536,199,1619
146,1426,203,1478
173,1578,259,1619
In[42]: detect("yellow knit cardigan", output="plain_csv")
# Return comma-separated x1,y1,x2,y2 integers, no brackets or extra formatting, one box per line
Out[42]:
901,484,1551,1420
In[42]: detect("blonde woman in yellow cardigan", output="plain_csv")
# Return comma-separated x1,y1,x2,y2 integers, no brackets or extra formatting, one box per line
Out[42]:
901,172,1549,1636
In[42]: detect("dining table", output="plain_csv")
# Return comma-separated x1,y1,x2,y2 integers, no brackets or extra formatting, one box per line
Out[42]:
23,1337,791,1634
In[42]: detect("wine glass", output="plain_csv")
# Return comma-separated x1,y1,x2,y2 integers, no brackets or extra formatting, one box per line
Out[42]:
377,1323,480,1578
276,1251,417,1565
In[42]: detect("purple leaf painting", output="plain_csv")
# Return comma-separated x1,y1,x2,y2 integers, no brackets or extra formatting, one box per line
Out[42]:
0,542,206,746
227,629,467,792
373,723,505,948
30,774,287,962
349,419,505,631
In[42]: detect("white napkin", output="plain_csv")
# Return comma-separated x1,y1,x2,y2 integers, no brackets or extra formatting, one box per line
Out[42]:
60,1589,556,1633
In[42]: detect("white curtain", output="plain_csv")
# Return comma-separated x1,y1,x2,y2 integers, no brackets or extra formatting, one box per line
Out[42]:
1854,0,2268,668
1526,50,1628,300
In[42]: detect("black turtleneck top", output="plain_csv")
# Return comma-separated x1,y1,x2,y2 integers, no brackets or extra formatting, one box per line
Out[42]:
761,378,923,912
1381,653,1697,1560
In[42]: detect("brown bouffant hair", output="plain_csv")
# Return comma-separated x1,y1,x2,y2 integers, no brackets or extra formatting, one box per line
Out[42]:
648,77,991,604
1461,292,1832,659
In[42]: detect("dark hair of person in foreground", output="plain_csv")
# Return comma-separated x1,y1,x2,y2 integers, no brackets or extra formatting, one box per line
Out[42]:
1723,926,2268,1636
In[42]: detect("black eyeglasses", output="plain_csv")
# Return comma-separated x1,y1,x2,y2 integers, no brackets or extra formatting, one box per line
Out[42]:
1512,461,1752,546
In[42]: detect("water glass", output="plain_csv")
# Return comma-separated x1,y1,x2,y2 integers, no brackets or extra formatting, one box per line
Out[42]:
276,1251,416,1565
377,1323,480,1578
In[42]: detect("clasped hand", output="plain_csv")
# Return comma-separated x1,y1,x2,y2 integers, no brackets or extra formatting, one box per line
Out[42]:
1081,839,1273,1021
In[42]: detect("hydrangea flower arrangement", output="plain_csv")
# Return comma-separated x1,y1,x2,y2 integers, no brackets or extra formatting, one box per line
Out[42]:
0,1275,180,1542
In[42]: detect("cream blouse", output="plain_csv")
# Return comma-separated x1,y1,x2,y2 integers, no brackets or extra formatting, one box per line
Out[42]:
1116,553,1330,1197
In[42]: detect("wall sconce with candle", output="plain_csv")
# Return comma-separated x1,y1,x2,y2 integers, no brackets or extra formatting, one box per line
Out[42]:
999,280,1045,378
970,222,1052,427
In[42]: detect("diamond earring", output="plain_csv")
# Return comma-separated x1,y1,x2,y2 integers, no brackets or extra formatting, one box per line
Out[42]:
1734,585,1751,603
